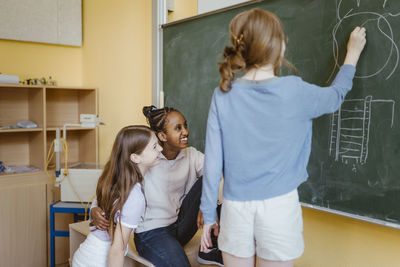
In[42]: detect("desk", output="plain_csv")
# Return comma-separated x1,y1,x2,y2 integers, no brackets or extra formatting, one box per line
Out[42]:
50,201,91,267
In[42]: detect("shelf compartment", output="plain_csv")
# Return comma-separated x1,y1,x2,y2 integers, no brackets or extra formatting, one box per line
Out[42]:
0,86,44,128
46,88,97,127
0,131,44,170
46,129,97,169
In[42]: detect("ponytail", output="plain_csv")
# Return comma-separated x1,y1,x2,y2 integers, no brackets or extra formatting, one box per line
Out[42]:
218,36,246,92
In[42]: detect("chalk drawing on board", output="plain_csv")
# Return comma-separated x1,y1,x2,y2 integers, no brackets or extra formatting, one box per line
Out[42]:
328,95,395,165
328,0,399,82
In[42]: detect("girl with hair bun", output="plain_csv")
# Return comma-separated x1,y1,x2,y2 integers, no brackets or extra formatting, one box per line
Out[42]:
91,106,223,266
200,8,366,267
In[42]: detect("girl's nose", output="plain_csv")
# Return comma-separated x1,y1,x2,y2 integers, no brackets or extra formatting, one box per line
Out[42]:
182,127,189,135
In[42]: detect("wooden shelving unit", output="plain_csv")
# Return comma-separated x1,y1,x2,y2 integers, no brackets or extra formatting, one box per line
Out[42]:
0,84,98,267
0,84,98,173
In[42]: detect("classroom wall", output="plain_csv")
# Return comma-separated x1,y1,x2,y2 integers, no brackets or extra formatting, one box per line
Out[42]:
168,0,198,22
198,0,250,14
0,0,152,163
0,40,82,86
298,208,400,267
0,0,195,165
82,0,152,162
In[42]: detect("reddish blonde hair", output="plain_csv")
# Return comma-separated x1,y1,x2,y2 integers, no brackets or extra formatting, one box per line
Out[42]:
219,8,294,92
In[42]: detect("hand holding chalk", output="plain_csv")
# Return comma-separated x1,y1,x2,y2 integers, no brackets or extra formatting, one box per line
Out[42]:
344,26,367,67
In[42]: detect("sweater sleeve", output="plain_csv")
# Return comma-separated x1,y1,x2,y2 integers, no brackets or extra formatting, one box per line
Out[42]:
300,64,356,119
200,89,223,224
192,147,204,178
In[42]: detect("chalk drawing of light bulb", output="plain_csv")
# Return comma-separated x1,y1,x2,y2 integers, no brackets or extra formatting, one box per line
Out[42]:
327,0,400,82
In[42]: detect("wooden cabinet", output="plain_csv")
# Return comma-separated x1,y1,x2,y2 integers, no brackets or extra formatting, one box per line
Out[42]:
0,173,49,266
0,84,98,266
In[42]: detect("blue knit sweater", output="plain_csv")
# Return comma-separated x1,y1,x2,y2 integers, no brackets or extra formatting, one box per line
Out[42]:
200,65,356,224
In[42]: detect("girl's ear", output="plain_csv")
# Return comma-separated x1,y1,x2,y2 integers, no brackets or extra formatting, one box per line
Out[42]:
130,153,141,164
157,131,167,142
281,40,286,57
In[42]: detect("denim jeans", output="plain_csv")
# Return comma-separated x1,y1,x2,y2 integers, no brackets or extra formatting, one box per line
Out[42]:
134,177,203,267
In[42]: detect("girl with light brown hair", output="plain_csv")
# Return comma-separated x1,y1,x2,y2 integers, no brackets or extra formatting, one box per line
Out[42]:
72,125,162,267
200,8,366,267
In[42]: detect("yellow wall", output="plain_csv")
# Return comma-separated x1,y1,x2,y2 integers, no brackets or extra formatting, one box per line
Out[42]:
82,0,152,162
168,0,198,22
0,40,82,86
297,208,400,267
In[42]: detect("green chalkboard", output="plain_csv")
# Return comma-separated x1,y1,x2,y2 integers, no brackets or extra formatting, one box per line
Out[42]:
163,0,400,228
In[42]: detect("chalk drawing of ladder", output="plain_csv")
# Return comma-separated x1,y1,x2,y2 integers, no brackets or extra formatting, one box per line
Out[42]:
329,96,372,164
329,96,395,165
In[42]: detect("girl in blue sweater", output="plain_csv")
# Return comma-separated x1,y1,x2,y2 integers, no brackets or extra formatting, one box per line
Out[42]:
200,8,366,267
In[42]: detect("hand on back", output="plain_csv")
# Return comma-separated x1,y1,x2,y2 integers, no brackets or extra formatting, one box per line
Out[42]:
91,207,109,231
344,26,367,66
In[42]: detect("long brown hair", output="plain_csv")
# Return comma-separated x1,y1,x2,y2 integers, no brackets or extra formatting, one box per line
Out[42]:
96,125,152,241
219,8,295,92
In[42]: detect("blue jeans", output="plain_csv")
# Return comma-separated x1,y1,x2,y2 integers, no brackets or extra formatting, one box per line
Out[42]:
134,177,203,267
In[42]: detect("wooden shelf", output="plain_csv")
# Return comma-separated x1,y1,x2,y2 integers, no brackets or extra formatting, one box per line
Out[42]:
46,126,95,131
0,169,42,176
0,84,98,173
46,86,97,90
0,83,44,89
0,128,43,133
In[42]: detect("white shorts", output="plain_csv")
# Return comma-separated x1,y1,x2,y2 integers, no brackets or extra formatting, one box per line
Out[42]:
72,233,111,267
218,189,304,261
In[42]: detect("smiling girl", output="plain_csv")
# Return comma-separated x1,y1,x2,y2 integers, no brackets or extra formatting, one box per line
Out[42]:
91,106,223,267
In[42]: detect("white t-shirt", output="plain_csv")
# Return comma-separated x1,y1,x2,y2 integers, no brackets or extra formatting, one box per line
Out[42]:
136,146,204,233
91,183,145,241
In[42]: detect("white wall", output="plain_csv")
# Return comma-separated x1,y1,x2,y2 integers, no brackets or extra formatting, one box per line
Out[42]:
198,0,251,14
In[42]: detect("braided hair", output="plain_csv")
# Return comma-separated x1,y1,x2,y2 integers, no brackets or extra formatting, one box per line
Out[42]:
142,105,179,134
